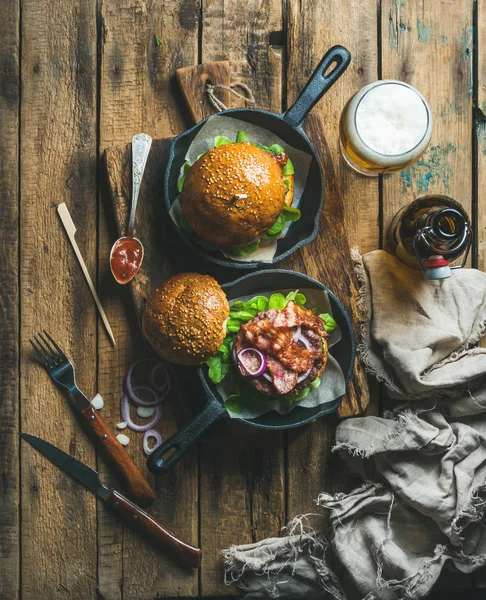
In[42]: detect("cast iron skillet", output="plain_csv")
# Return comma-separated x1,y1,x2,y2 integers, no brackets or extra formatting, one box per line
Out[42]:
164,45,351,269
147,270,356,475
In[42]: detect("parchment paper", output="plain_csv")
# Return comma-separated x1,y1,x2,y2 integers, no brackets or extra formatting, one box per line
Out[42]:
169,114,313,262
217,288,346,419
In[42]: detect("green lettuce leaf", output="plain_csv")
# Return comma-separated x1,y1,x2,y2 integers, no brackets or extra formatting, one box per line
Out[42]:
177,161,191,192
228,239,261,257
214,135,233,146
236,130,249,143
319,313,337,333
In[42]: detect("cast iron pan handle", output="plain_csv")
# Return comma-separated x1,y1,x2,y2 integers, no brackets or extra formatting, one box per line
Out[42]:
147,396,227,475
282,45,351,129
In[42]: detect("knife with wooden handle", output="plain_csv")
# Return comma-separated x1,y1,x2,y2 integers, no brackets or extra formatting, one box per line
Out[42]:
81,404,156,506
21,434,201,569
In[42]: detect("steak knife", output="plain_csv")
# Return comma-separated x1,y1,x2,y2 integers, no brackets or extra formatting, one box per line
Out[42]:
20,434,202,569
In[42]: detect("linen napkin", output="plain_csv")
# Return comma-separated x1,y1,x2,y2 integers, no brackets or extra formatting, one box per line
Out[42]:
223,250,486,600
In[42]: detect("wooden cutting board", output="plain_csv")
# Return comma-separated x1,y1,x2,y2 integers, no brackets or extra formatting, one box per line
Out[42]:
103,62,369,419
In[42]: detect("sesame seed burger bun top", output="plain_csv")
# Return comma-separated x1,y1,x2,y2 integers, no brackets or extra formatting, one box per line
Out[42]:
181,142,286,247
142,273,229,366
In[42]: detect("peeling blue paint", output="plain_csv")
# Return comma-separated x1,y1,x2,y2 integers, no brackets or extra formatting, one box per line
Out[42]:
400,143,456,194
476,119,486,156
461,27,474,94
416,19,434,43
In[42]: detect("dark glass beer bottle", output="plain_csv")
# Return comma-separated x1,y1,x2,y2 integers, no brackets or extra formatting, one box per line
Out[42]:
390,195,472,280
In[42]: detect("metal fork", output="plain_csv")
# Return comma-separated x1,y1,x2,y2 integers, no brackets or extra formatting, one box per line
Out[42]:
29,330,156,506
30,331,91,410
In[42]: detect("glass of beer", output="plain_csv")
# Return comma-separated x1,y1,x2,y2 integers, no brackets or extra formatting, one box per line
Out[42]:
339,80,433,176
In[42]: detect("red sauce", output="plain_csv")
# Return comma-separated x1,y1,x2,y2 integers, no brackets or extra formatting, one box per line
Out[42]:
271,152,289,167
110,236,143,284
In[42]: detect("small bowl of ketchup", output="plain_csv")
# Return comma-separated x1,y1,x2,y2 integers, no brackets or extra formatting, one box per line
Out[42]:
110,236,144,285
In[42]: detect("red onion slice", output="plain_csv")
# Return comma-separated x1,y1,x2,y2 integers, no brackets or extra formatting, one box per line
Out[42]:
120,394,162,432
143,429,162,455
150,362,171,393
262,371,273,382
123,374,169,406
298,333,313,352
237,348,267,377
297,365,313,383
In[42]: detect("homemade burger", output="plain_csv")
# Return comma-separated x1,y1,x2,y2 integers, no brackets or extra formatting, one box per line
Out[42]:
142,273,229,366
232,301,329,396
142,272,336,404
178,131,298,254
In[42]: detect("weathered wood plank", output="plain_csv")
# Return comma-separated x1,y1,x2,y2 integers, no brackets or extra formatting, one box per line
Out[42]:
202,0,283,112
98,0,199,597
176,61,231,123
199,2,285,594
381,0,473,244
0,1,20,598
19,0,98,598
285,0,378,517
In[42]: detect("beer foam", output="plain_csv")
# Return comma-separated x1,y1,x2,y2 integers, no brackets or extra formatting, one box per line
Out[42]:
356,83,429,155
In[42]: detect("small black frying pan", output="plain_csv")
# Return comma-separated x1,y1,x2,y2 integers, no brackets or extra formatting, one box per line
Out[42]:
164,45,351,269
147,270,356,475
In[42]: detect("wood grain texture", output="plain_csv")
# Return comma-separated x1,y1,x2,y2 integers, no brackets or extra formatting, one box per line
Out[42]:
98,0,199,597
177,61,231,122
381,0,473,244
20,0,98,598
0,0,20,598
202,0,283,112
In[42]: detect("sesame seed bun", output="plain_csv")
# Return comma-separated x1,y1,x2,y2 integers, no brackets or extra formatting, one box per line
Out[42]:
142,273,229,366
181,143,286,247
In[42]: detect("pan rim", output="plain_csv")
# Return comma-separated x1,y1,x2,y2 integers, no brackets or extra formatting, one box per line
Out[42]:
163,108,325,269
197,269,356,430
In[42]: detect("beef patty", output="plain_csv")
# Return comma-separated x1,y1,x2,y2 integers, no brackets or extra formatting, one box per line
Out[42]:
232,302,329,396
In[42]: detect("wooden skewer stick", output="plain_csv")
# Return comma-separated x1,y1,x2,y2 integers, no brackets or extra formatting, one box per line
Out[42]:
57,203,116,347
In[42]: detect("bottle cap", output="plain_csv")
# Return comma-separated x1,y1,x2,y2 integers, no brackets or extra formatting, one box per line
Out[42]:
422,255,451,280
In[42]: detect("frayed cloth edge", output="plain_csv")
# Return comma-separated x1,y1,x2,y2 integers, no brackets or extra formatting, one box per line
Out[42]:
351,247,486,402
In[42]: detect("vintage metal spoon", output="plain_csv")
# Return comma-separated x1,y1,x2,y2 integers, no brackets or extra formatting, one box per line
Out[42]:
110,133,152,284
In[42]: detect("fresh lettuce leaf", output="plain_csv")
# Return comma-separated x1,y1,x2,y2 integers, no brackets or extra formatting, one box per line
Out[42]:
319,313,337,333
269,143,285,155
268,293,286,310
266,205,301,238
177,161,191,192
224,395,244,414
285,290,306,306
205,354,229,384
229,308,255,321
226,318,242,333
282,158,294,175
236,130,249,143
214,135,232,146
228,239,261,257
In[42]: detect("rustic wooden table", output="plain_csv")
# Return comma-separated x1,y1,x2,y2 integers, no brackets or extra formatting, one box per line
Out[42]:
1,0,485,598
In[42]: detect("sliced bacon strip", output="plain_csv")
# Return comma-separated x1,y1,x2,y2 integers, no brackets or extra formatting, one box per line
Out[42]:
273,301,328,337
266,357,298,394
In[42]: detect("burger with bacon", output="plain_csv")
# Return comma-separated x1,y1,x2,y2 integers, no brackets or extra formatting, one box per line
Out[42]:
142,274,336,404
